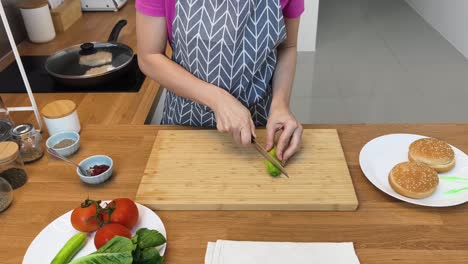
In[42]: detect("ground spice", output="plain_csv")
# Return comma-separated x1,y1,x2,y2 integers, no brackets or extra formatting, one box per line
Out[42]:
0,168,27,189
21,147,44,163
53,139,76,149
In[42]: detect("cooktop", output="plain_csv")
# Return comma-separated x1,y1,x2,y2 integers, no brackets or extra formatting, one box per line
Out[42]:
0,56,145,93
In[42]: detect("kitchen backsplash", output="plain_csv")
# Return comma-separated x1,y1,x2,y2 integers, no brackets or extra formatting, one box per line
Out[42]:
0,0,26,59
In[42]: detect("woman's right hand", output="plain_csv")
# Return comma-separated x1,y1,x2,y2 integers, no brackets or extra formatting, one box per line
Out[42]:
137,15,255,143
212,89,256,146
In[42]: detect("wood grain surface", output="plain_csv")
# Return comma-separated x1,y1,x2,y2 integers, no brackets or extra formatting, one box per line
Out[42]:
50,0,82,33
1,124,467,263
40,99,77,119
136,129,358,211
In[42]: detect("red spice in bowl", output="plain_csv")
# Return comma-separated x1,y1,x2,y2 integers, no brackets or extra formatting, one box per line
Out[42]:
90,164,110,176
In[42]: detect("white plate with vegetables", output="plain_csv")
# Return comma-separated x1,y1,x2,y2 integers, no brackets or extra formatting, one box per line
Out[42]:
23,199,166,263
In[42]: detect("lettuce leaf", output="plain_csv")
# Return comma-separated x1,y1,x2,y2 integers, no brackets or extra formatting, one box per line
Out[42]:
68,252,132,264
68,229,166,264
135,228,166,248
132,247,163,264
69,236,134,264
138,248,164,264
94,236,135,254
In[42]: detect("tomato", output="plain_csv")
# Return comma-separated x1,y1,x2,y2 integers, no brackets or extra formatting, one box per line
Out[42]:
101,198,139,230
70,200,100,232
94,223,131,249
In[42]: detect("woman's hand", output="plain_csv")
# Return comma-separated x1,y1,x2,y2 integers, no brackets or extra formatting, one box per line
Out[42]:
266,17,302,164
212,90,256,146
266,107,303,165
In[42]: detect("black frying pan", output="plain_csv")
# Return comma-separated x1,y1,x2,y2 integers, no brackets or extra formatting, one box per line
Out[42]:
45,20,134,87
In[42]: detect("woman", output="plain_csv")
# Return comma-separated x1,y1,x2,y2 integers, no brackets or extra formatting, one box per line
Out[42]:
136,0,304,164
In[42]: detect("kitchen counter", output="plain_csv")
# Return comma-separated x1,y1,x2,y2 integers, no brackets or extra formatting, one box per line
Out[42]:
0,0,166,126
1,124,468,263
1,2,468,263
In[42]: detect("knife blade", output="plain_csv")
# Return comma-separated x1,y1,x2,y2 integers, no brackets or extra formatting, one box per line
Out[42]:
252,138,289,178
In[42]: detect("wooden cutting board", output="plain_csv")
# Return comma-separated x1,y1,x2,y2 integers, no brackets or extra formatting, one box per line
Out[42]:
136,129,358,211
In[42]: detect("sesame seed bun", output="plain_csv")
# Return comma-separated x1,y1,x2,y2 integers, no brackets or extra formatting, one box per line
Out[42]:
389,161,439,199
408,138,455,172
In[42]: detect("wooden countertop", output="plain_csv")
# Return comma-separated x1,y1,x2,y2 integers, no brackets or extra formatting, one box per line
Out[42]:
0,0,162,126
2,2,468,263
1,124,468,263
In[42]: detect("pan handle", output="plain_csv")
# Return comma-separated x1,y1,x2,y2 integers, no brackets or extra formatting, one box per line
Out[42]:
108,19,128,42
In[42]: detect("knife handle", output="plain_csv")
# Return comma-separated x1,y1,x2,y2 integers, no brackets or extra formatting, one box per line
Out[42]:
251,135,256,144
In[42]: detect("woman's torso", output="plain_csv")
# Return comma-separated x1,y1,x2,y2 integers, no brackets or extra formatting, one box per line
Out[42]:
136,0,304,43
136,0,304,127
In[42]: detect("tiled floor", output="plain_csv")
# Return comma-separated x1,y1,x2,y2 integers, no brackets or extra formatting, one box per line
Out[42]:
290,0,468,124
151,0,468,125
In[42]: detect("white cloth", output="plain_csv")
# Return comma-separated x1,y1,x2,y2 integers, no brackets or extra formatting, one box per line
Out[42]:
205,240,360,264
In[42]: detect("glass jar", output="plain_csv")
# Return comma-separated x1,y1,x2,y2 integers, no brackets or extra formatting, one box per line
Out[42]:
0,177,13,212
0,141,28,189
10,123,44,163
0,97,14,142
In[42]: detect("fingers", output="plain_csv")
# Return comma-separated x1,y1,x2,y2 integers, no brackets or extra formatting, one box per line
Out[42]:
215,106,254,147
266,122,281,151
240,126,252,146
224,120,254,146
250,119,256,139
216,122,227,133
230,125,252,146
231,128,241,145
276,121,298,161
282,124,303,165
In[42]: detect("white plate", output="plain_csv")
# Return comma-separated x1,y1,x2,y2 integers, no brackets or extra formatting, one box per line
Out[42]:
359,133,468,207
23,202,166,263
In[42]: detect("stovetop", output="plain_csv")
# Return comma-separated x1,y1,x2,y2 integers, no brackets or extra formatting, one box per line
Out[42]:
0,56,145,93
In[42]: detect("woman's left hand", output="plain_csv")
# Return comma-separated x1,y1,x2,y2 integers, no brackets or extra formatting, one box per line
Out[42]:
266,107,303,165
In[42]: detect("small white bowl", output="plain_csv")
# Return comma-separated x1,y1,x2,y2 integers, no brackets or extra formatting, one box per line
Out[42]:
46,131,80,157
77,155,113,184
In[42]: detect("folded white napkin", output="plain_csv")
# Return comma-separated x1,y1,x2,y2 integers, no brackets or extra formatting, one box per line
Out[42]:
205,240,360,264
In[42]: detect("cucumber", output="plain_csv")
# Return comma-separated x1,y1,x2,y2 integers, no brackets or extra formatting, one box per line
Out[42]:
51,233,87,264
265,146,281,177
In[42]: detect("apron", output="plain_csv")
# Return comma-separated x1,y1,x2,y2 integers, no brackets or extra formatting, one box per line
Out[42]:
161,0,287,127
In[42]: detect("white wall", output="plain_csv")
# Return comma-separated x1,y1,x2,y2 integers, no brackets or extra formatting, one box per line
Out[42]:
298,0,319,52
406,0,468,59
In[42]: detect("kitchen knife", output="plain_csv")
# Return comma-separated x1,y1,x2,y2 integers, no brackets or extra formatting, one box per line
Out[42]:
252,138,289,178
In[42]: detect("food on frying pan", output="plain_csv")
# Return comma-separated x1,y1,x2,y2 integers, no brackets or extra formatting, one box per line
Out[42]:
79,51,112,67
84,64,115,76
408,138,455,172
389,161,439,199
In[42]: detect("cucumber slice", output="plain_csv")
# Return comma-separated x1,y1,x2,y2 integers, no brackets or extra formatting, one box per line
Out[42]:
51,233,87,264
265,146,281,177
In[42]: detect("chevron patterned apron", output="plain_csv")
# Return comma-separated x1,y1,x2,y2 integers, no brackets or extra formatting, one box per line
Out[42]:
161,0,287,127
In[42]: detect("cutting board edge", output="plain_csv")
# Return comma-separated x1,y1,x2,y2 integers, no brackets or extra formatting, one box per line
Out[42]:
134,198,360,211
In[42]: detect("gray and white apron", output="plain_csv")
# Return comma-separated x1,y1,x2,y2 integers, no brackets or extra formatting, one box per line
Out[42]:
161,0,287,127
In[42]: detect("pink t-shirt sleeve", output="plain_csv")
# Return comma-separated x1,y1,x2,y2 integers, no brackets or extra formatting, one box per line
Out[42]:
282,0,305,18
136,0,166,17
